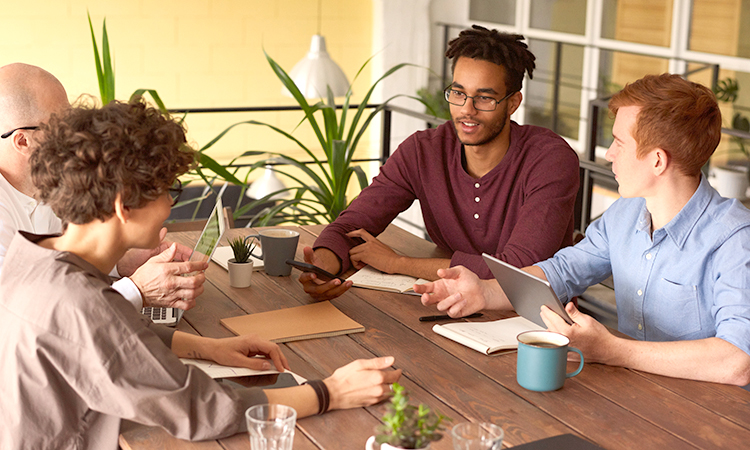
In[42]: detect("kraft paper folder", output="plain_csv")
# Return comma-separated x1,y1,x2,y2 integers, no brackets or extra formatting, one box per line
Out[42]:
220,301,365,343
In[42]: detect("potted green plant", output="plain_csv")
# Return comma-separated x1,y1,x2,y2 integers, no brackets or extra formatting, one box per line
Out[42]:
198,51,430,227
366,383,449,450
227,236,256,288
88,13,241,217
711,77,750,198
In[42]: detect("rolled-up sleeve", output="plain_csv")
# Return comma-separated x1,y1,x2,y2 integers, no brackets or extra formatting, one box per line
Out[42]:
711,230,750,356
536,211,614,304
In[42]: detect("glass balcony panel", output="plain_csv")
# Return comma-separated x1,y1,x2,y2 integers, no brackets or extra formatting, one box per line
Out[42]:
690,0,750,58
601,0,673,47
469,0,516,25
524,39,584,140
530,0,587,35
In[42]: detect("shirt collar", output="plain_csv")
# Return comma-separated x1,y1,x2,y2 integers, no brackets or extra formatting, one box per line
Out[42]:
636,175,713,249
0,172,39,215
18,231,110,282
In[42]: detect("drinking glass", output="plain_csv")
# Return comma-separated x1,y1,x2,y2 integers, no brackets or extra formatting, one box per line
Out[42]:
246,404,296,450
452,422,504,450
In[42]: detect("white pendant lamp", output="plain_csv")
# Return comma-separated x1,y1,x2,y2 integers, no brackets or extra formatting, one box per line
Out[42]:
284,0,350,99
246,165,287,201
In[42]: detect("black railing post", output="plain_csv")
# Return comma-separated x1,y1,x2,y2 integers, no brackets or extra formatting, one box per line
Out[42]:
711,63,720,91
579,100,601,232
552,41,563,133
442,24,451,86
381,109,393,165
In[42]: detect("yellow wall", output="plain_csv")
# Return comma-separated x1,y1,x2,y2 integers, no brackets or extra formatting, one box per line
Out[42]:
0,0,374,170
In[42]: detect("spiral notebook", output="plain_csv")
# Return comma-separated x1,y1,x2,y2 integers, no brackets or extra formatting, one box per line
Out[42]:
220,301,365,343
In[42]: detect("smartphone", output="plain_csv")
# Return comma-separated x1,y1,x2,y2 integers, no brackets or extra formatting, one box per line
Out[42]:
285,259,344,282
220,372,299,390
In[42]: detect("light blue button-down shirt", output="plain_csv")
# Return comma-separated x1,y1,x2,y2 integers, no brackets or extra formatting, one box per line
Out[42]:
536,176,750,356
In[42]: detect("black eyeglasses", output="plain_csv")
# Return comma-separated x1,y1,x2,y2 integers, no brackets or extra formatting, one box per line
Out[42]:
168,179,183,206
1,126,39,139
443,87,517,112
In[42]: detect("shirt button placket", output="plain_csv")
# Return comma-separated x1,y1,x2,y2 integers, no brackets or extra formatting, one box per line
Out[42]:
473,182,481,220
636,248,655,339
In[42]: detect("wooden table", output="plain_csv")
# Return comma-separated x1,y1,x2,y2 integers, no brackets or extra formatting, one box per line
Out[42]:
120,225,750,450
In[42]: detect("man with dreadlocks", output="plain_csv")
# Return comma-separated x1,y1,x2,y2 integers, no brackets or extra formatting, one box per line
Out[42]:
299,25,580,301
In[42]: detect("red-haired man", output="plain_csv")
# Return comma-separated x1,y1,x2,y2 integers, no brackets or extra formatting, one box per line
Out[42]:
417,74,750,385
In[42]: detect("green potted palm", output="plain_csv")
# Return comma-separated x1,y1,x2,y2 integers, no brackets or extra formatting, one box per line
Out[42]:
200,51,428,226
88,13,242,214
366,383,449,450
227,236,256,288
711,77,750,198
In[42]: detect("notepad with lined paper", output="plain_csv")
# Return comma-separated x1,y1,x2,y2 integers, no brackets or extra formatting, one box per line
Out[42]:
346,265,430,294
433,316,544,355
220,301,365,343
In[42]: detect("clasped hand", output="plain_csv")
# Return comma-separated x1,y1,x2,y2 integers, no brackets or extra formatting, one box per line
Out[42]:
118,227,208,309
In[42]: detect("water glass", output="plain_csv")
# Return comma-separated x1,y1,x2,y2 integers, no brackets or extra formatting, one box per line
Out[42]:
452,422,504,450
245,404,296,450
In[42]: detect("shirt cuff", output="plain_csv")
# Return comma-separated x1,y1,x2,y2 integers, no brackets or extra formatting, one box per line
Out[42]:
112,277,143,310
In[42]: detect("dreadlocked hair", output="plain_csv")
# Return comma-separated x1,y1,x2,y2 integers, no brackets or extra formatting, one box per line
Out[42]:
446,25,535,93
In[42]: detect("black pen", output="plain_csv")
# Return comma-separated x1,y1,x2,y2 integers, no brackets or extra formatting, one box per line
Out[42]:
419,312,483,322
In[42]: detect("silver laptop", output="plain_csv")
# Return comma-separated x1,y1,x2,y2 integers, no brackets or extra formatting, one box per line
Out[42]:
142,195,228,326
482,253,573,327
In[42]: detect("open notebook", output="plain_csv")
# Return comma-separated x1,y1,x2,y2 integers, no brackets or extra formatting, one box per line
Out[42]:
346,265,430,295
433,316,544,355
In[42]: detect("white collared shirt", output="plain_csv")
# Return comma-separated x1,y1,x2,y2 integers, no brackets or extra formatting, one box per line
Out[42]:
0,173,142,309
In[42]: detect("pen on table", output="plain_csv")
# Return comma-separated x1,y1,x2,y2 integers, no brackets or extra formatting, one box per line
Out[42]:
419,312,483,322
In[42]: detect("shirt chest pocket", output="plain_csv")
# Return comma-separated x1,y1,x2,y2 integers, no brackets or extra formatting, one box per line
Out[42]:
650,278,702,339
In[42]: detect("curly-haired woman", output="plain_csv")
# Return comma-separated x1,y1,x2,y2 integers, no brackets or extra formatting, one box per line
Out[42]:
0,99,400,449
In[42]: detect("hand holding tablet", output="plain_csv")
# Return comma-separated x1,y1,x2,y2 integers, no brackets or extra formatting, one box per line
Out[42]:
482,253,573,327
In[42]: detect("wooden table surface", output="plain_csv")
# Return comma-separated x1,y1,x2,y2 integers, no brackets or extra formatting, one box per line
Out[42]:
120,224,750,450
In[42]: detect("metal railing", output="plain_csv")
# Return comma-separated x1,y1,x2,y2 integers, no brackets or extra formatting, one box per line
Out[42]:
166,103,447,225
578,63,750,233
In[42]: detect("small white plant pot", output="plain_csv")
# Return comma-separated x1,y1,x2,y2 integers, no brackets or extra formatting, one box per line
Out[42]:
365,436,430,450
710,165,749,199
228,258,253,288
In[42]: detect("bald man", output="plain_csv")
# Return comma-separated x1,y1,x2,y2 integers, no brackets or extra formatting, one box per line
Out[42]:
0,63,206,310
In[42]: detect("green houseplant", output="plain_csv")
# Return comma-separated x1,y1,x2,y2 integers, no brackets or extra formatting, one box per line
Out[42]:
370,383,449,449
87,13,244,198
204,51,426,227
227,236,256,288
710,77,750,198
228,236,255,263
714,77,750,162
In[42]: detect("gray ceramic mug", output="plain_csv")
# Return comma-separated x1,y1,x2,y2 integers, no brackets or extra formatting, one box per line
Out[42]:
247,229,300,276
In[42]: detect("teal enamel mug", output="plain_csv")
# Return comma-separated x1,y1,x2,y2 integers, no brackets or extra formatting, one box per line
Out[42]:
516,330,584,392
